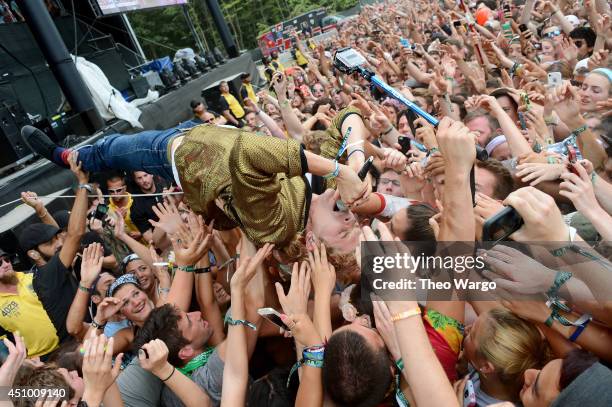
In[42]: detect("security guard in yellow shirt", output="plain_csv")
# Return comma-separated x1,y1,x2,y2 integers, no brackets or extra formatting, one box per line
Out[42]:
219,81,245,128
239,73,259,105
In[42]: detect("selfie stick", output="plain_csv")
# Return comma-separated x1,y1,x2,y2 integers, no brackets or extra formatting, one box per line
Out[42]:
345,63,489,161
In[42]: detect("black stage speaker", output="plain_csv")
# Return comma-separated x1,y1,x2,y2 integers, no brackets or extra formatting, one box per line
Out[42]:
0,101,32,171
87,49,131,92
130,75,151,99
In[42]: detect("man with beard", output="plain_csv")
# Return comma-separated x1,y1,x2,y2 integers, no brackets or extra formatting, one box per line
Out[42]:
0,247,60,358
17,151,89,347
129,171,167,242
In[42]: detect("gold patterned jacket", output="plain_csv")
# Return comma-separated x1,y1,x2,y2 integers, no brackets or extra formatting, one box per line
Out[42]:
173,107,361,248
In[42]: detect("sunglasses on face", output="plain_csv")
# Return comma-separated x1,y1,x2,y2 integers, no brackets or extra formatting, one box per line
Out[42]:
543,30,562,38
108,186,126,194
203,118,214,124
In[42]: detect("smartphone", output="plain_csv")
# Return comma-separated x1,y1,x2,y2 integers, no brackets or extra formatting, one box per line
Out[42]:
548,72,562,88
482,206,524,243
94,203,109,221
520,92,531,111
503,4,512,19
566,145,579,175
258,308,288,329
464,379,477,407
398,136,411,155
518,111,527,130
453,20,462,27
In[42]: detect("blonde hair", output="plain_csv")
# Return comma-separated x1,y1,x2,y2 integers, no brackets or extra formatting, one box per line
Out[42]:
303,130,329,155
280,233,359,284
477,309,551,393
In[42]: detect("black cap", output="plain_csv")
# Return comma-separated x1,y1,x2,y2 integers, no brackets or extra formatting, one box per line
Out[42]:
19,223,60,252
0,247,9,257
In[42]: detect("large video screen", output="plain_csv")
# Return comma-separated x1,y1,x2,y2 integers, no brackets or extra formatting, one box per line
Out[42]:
93,0,188,16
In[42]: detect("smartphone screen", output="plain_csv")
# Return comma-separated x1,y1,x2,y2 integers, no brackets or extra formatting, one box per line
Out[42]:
258,308,288,329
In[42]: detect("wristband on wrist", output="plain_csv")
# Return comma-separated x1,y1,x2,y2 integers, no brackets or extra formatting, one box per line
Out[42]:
347,149,365,160
78,283,91,294
91,320,106,330
569,125,587,138
161,366,176,382
194,267,211,274
323,160,340,179
391,307,421,322
569,314,592,342
177,265,196,272
546,270,573,299
382,126,394,135
226,316,257,331
288,344,325,387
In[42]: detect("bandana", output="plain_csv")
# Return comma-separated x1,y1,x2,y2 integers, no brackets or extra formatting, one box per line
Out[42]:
177,348,215,377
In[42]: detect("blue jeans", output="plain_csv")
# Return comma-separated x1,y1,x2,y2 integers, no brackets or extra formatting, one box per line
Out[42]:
76,121,200,180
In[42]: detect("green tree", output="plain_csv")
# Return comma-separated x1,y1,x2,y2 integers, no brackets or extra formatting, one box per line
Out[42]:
129,0,358,58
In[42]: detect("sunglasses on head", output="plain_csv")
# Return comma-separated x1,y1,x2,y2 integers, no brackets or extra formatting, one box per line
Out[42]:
544,30,562,38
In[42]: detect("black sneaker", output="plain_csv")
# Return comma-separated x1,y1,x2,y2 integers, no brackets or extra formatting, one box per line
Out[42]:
20,125,59,163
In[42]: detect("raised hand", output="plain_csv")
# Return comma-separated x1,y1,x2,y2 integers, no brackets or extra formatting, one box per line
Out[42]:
515,162,565,186
480,245,556,297
231,243,274,291
169,218,212,266
138,339,173,378
548,81,581,127
559,162,599,215
587,49,610,71
20,191,44,212
336,164,370,208
503,187,568,242
68,151,88,184
276,261,311,315
435,117,476,174
0,332,27,386
80,243,104,288
81,333,123,406
372,298,401,361
308,243,336,297
279,313,321,347
149,200,184,236
94,297,128,325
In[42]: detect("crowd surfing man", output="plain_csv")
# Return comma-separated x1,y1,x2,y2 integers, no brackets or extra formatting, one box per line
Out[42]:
6,0,612,405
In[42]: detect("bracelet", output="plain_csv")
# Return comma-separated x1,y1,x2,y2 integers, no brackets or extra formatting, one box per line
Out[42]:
428,147,439,155
78,283,91,294
546,271,573,299
226,317,257,331
569,125,587,138
591,172,597,184
194,267,211,274
159,287,170,294
177,265,196,272
382,126,394,135
288,344,325,387
347,149,365,160
569,314,592,342
37,209,48,218
395,358,404,371
161,366,176,382
323,160,340,179
391,307,421,322
91,320,106,330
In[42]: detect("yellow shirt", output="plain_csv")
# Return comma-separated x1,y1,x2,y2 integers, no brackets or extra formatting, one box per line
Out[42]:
108,193,139,234
295,49,308,67
272,58,286,72
0,272,59,357
222,93,245,119
241,83,259,104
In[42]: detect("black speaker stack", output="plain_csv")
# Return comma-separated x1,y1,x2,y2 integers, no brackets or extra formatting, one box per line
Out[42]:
0,100,33,174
